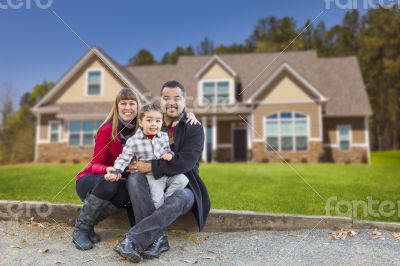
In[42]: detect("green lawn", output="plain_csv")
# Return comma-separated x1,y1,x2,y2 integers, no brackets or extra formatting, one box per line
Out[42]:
1,151,400,222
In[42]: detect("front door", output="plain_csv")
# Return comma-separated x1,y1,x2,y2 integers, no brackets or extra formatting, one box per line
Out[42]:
233,128,247,161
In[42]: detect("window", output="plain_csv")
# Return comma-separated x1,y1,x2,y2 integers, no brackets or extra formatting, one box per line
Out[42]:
69,120,103,146
49,121,60,142
69,121,81,146
266,115,278,151
265,112,308,151
87,70,102,95
202,81,231,104
338,126,351,151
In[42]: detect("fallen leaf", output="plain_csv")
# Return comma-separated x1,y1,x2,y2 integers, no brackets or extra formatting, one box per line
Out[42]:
219,255,228,262
392,232,400,240
369,229,385,240
10,246,21,249
38,249,49,253
21,239,27,244
329,229,357,240
187,234,200,244
29,217,35,221
372,229,382,236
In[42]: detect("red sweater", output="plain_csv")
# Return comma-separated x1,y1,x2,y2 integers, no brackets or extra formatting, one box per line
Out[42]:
76,123,123,181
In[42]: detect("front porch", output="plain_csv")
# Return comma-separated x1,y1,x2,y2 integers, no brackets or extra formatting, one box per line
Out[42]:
200,115,251,162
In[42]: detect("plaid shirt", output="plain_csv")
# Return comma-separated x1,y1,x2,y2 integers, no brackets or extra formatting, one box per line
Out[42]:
113,128,172,173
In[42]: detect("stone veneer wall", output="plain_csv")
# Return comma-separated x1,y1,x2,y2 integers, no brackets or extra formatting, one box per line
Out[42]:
216,147,232,162
252,141,368,163
322,147,368,164
37,143,93,163
252,142,324,163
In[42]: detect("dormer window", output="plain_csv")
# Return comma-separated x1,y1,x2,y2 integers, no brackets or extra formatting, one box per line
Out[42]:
201,80,232,105
87,70,102,96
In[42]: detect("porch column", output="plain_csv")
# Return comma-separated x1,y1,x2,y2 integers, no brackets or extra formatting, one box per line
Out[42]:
34,113,41,162
201,116,207,163
212,115,217,162
247,114,252,161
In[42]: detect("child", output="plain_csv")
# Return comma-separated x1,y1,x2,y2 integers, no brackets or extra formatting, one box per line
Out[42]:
108,104,188,209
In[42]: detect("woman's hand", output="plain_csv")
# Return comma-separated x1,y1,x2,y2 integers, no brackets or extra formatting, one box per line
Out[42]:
186,112,200,125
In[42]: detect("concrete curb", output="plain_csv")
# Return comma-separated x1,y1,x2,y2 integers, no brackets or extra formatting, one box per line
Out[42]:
1,200,399,232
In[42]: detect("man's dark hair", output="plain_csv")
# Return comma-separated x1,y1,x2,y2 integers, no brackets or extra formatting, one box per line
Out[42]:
160,80,186,96
139,103,163,120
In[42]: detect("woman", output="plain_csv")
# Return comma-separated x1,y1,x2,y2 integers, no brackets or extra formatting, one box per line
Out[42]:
72,88,198,250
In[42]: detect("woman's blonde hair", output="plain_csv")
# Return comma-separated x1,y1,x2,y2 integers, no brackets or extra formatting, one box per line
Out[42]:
96,88,141,140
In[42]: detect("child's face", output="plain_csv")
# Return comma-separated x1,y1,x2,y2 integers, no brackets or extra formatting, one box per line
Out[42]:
139,110,163,135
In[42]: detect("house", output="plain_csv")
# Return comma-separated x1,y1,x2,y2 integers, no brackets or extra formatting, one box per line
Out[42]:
32,47,372,164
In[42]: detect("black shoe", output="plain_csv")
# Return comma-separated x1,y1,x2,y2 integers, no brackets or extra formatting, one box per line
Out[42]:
72,223,93,250
114,236,142,263
89,201,120,243
72,194,109,250
88,226,101,243
142,234,170,259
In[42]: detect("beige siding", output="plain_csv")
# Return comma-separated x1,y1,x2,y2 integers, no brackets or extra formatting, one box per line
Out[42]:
253,103,321,139
323,117,366,144
254,71,317,102
49,58,126,104
39,114,57,141
201,63,233,80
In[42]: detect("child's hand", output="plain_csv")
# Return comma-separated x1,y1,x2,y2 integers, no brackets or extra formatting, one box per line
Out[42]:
105,167,120,181
161,153,173,161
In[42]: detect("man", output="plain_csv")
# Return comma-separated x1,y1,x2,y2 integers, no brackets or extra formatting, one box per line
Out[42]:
114,80,210,263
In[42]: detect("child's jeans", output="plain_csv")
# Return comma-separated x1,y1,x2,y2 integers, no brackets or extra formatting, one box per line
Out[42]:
145,173,189,209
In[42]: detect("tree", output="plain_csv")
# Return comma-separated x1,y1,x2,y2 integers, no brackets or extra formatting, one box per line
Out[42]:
214,43,255,54
324,10,361,56
196,37,214,55
313,21,327,56
161,46,194,64
248,16,305,52
0,82,14,126
0,81,54,164
359,6,400,150
128,49,156,65
301,19,314,50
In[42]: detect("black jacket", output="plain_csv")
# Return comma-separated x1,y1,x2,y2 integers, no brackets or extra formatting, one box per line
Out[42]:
152,117,210,231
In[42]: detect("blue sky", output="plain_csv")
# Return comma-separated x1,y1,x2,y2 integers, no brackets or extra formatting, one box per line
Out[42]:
0,0,369,103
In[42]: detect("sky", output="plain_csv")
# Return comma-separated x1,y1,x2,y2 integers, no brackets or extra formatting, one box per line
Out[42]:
0,0,373,104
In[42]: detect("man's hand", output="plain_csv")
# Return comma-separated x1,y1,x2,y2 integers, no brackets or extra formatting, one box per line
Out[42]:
128,160,152,173
161,153,173,161
186,112,200,125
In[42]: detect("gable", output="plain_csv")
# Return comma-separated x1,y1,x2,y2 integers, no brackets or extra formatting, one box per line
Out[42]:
249,63,326,103
49,57,126,104
200,62,234,80
255,71,316,102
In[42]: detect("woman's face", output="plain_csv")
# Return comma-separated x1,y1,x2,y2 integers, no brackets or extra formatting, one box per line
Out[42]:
118,99,138,123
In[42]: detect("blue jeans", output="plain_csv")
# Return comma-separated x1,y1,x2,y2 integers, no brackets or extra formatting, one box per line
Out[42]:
76,174,129,208
126,172,194,251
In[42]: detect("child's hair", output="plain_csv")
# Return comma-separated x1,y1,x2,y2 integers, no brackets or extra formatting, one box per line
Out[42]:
139,104,163,120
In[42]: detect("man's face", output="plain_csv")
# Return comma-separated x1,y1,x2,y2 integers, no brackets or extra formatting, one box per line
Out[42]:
161,87,186,119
